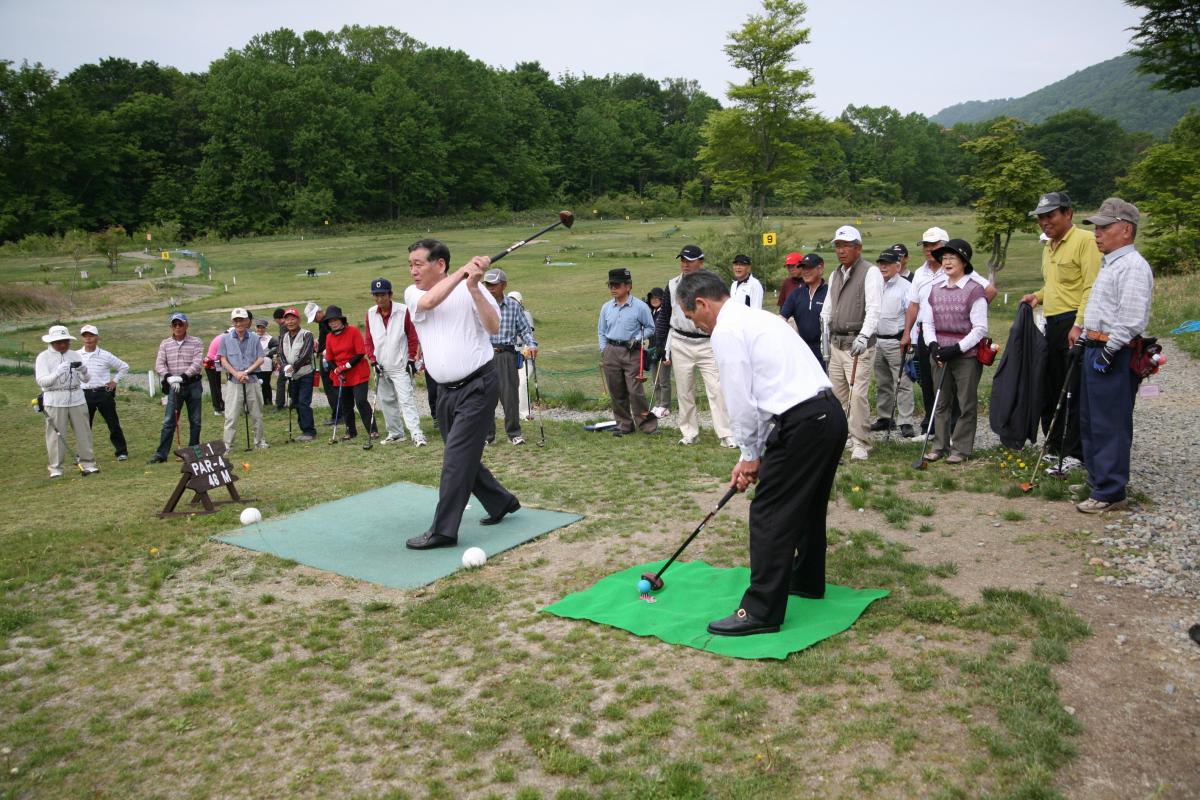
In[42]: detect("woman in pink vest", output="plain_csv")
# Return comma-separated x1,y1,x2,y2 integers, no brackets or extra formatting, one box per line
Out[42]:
917,239,988,464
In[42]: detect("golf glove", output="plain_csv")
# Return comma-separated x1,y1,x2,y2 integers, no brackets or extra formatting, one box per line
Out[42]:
372,361,383,376
850,335,869,356
283,365,294,378
321,359,333,372
939,343,962,362
166,375,183,386
1071,336,1086,356
1093,346,1118,373
406,359,418,376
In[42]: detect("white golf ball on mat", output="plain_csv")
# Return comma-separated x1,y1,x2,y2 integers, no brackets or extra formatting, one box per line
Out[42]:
240,507,263,525
462,547,487,568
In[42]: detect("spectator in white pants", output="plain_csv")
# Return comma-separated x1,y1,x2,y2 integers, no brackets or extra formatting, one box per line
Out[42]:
508,291,534,419
870,250,916,438
364,278,427,446
665,244,734,447
34,325,99,477
820,225,883,460
218,308,267,450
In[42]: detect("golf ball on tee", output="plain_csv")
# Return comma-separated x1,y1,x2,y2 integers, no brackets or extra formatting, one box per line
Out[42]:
462,547,487,568
637,578,652,594
240,507,263,525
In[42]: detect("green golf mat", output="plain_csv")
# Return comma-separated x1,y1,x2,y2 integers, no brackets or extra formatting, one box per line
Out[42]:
212,481,582,590
544,561,889,660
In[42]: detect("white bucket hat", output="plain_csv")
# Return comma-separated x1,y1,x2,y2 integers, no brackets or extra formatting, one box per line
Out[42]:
42,324,74,343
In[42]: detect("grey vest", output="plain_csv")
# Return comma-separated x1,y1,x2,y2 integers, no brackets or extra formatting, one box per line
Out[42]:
828,257,873,343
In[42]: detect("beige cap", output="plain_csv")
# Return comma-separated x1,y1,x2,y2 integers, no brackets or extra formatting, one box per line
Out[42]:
80,324,99,336
1083,197,1140,227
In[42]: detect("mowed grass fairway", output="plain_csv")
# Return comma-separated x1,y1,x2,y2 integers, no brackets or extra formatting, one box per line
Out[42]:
0,214,1189,799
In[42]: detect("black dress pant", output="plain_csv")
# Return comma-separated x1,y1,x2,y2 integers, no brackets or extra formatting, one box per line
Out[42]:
205,367,225,413
1042,311,1083,460
84,388,128,457
430,363,516,542
335,382,375,437
740,390,846,625
321,367,343,423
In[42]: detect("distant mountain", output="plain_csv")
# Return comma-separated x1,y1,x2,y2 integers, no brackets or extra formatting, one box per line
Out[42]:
931,55,1200,138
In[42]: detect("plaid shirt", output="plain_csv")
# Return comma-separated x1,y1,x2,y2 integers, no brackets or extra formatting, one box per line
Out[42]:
1082,244,1154,350
154,334,204,377
490,296,537,349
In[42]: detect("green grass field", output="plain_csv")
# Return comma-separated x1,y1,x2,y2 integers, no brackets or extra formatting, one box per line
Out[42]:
0,213,1190,798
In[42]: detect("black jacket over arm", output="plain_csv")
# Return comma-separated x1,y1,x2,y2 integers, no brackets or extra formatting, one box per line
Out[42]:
989,302,1047,449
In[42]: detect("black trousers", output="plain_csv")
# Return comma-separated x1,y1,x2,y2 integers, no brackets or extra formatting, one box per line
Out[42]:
320,368,343,422
430,364,516,541
1042,311,1083,460
274,375,289,410
84,388,128,457
740,390,847,625
205,367,224,413
426,374,440,432
334,382,375,437
255,370,273,405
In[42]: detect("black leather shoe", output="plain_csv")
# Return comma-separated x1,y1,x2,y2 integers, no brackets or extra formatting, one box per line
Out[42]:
480,498,520,526
899,424,915,438
869,418,893,432
405,530,457,550
706,609,780,637
146,454,166,465
788,586,825,600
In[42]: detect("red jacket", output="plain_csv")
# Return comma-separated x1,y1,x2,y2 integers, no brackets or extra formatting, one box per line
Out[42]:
323,325,370,387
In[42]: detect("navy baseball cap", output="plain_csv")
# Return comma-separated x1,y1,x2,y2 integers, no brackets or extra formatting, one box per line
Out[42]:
877,251,900,264
169,312,188,324
607,267,632,284
370,277,392,294
889,243,909,257
732,254,752,265
800,253,824,268
677,244,704,261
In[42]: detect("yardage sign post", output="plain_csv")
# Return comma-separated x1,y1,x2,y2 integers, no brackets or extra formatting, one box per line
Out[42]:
158,440,252,518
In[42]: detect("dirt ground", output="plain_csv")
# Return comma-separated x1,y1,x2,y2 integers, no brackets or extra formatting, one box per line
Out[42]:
822,494,1200,800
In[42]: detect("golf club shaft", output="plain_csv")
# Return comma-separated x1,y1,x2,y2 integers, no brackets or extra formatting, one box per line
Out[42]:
242,381,251,451
330,379,343,443
172,386,181,446
1026,350,1079,486
653,486,739,582
43,408,83,471
490,220,566,264
914,361,950,467
530,357,545,446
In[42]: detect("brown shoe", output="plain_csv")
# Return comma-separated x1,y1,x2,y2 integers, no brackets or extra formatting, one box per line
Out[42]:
946,454,967,464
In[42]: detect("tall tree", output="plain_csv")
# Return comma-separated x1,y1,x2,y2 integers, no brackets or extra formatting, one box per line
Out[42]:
1126,0,1200,92
697,0,816,219
1023,109,1137,206
960,118,1059,281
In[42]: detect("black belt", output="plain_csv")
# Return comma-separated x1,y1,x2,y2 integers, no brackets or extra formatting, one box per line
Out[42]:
773,388,835,422
605,338,641,349
440,361,494,390
671,327,709,340
492,344,516,353
876,333,901,340
84,387,113,395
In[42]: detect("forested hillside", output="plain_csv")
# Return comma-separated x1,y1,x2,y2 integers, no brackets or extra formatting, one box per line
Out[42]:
932,55,1200,137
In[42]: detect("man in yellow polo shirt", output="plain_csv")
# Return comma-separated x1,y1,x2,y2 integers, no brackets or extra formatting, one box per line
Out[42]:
1020,192,1100,475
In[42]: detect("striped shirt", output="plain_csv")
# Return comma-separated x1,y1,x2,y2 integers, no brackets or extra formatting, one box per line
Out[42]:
78,347,129,389
154,335,204,377
490,296,537,349
1082,244,1154,350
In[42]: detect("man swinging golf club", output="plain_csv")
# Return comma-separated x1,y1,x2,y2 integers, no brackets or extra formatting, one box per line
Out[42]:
677,271,845,636
403,239,521,550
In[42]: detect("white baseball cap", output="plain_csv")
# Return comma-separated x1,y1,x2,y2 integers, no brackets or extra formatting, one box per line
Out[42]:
304,301,321,324
921,227,950,244
80,324,99,336
230,307,250,320
833,225,862,243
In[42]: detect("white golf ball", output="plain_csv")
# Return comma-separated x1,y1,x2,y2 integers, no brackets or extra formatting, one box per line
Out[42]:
240,507,263,525
462,547,487,568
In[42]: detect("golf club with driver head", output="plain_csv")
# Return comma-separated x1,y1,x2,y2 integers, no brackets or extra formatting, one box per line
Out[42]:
640,486,739,592
912,359,951,470
1020,350,1080,493
530,356,545,447
489,211,574,264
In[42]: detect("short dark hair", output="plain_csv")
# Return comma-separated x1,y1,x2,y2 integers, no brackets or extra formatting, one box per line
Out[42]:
676,270,728,312
409,239,451,273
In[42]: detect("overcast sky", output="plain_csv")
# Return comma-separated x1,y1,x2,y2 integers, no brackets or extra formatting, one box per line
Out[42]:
0,0,1144,118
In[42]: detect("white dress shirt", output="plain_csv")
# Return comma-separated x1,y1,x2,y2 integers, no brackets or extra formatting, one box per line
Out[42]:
730,275,764,310
878,274,909,336
819,260,884,338
710,300,832,462
78,346,129,389
405,280,499,383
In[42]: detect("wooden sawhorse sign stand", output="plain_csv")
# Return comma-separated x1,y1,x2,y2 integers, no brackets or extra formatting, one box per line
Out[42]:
158,440,254,518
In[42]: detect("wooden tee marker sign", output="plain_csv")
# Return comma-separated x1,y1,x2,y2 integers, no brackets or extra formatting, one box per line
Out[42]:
158,440,253,518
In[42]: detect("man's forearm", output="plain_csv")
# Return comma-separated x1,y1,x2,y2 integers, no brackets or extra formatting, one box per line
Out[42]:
471,285,500,334
417,272,464,311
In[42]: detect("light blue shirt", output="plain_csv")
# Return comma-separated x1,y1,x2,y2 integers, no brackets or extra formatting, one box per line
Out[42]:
597,296,654,352
218,329,265,377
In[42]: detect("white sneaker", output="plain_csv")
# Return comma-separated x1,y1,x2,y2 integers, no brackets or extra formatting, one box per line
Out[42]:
679,435,698,445
1046,455,1083,477
719,437,737,449
49,468,64,479
117,454,128,461
82,465,100,475
510,436,526,445
380,434,406,445
851,445,870,461
652,406,669,418
413,436,428,447
256,441,270,450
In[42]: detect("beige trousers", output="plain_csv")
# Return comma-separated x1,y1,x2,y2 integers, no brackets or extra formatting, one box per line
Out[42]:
668,333,732,440
223,380,266,448
44,403,96,472
829,344,874,449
